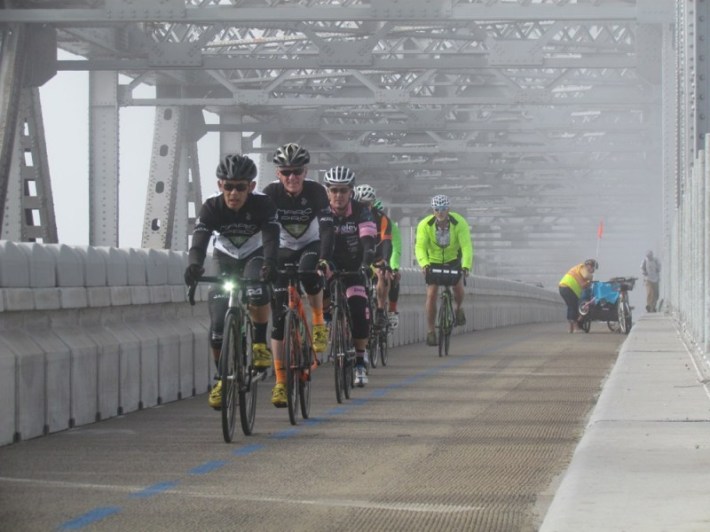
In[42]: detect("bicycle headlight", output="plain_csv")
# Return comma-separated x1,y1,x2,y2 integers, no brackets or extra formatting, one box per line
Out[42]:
223,280,236,292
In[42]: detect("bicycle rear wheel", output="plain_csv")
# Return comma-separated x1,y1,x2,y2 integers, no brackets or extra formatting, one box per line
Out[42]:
238,314,257,436
299,329,312,419
284,311,300,425
219,310,240,442
379,327,389,366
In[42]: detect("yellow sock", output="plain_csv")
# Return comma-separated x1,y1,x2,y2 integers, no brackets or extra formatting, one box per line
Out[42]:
312,308,324,326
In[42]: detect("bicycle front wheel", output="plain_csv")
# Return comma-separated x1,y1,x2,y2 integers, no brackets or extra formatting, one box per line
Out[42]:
330,306,345,403
299,329,312,420
219,309,240,442
238,313,257,436
437,292,453,357
283,311,300,425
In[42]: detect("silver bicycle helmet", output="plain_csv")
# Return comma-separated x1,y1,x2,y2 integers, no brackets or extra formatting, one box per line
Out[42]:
584,258,599,270
216,154,257,181
431,194,450,209
272,143,310,167
323,166,355,186
353,184,377,202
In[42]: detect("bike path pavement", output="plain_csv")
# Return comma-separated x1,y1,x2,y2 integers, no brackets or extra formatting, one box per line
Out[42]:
539,314,710,531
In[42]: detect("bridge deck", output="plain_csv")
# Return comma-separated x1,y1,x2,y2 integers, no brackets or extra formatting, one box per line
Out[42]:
1,318,706,531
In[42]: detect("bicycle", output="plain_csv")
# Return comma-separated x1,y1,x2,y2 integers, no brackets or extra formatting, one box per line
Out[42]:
188,274,266,442
324,269,359,403
278,265,319,425
430,266,462,357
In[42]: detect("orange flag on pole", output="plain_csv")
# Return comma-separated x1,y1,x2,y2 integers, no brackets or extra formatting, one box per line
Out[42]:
597,219,604,239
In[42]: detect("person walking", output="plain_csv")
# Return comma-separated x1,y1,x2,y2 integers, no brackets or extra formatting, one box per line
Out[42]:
641,250,661,312
559,259,597,333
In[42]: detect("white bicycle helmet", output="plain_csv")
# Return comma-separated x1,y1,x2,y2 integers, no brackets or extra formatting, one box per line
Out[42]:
353,184,376,202
431,194,450,209
323,166,355,186
273,143,310,167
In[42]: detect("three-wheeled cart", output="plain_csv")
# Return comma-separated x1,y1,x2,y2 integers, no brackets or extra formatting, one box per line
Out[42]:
578,277,637,334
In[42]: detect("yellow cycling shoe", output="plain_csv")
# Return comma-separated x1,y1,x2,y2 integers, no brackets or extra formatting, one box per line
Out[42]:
252,343,272,369
312,324,328,353
208,380,222,410
271,383,287,408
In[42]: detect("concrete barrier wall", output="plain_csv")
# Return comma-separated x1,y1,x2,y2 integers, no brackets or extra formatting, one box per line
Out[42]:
0,241,563,445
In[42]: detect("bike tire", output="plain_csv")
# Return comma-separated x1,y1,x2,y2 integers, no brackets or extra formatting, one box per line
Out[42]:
238,313,257,436
379,327,389,367
343,314,354,399
437,292,452,357
619,299,632,334
284,311,300,425
299,327,312,419
330,306,345,404
219,310,240,443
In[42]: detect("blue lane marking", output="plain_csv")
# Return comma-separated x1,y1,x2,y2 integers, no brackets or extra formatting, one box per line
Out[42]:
58,506,121,530
272,428,301,439
325,406,351,416
129,480,180,499
303,417,324,427
232,443,264,456
56,333,536,529
189,460,228,475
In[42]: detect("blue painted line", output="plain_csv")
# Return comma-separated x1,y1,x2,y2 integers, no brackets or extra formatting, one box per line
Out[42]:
232,443,264,456
369,388,389,398
303,417,324,426
272,428,301,439
129,480,179,499
189,460,228,475
325,406,351,416
58,506,121,530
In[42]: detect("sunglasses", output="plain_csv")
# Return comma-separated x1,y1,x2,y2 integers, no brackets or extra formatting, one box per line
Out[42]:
328,187,351,195
222,181,250,192
278,167,306,176
433,206,449,212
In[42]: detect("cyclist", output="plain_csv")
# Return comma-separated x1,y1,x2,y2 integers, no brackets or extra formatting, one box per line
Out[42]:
262,143,334,408
374,198,402,330
559,258,597,333
353,184,393,330
184,154,279,410
319,167,376,387
415,194,473,347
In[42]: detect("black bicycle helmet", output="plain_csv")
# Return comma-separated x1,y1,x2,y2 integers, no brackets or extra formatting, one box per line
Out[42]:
216,154,257,181
273,143,310,167
584,258,599,269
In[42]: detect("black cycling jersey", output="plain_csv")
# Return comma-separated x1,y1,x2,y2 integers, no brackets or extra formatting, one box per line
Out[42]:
188,191,279,266
323,200,377,272
262,179,333,253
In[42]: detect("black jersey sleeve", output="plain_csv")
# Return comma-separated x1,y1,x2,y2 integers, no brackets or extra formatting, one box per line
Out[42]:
187,199,217,266
259,194,280,262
